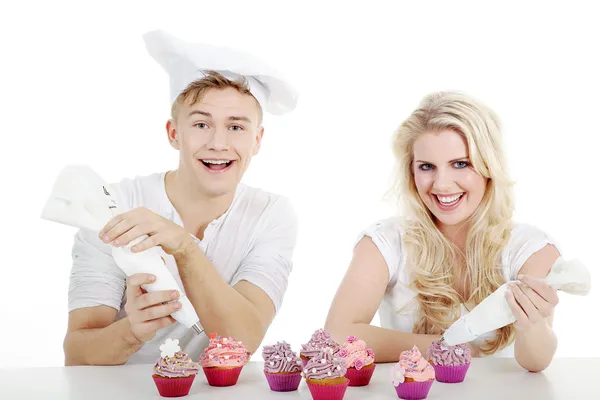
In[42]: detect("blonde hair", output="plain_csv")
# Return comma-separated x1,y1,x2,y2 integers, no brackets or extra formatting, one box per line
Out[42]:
392,91,515,355
171,71,263,124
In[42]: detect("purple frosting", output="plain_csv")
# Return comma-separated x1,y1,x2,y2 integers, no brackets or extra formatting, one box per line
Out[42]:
426,340,471,366
303,348,347,380
300,329,341,359
153,352,200,378
262,341,303,373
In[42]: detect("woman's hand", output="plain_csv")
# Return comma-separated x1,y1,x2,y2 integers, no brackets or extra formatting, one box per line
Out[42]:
506,274,559,331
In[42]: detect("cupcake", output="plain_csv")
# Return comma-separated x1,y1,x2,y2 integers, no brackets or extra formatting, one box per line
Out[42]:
200,333,250,387
300,329,341,367
152,338,200,397
262,341,303,391
303,348,349,400
390,346,435,400
338,335,376,386
426,339,471,383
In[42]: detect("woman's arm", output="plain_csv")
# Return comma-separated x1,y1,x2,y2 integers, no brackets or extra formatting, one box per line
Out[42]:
508,244,560,372
324,237,440,362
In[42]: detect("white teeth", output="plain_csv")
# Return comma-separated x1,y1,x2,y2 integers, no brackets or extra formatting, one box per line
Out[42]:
436,194,463,204
202,160,230,165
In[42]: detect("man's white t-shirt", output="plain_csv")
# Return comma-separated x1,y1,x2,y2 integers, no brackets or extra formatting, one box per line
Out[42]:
68,172,298,364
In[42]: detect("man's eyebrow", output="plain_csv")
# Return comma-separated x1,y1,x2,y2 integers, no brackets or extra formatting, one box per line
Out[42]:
228,116,252,123
188,110,212,118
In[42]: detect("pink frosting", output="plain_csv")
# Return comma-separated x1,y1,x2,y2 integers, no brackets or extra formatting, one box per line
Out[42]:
398,346,435,382
200,334,250,368
338,336,375,369
426,340,471,366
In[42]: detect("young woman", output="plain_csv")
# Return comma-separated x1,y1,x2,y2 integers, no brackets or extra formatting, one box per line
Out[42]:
325,92,560,372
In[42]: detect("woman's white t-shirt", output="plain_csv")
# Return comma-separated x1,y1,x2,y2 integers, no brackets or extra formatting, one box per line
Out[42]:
357,217,559,357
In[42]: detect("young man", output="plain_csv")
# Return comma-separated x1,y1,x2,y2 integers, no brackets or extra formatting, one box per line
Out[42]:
63,30,299,365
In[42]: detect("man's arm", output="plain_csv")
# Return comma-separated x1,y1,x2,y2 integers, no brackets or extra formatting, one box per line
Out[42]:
100,199,298,355
64,306,142,366
65,228,140,366
64,273,181,365
175,246,275,353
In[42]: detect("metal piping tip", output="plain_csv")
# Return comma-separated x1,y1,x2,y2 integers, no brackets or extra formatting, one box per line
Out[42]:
192,323,204,335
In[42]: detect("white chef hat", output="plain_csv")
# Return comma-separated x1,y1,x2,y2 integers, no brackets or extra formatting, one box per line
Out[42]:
143,30,298,115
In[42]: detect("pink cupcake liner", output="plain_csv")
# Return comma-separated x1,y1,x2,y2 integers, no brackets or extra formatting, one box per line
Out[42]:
432,362,470,383
202,366,243,387
152,374,196,397
301,357,309,368
264,371,302,391
307,379,349,400
345,364,376,386
394,379,434,400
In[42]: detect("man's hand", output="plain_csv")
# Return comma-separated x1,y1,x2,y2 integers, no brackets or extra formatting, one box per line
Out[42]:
125,273,180,343
99,207,194,255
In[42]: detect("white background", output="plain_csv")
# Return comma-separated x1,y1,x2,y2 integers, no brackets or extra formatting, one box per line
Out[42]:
1,1,598,368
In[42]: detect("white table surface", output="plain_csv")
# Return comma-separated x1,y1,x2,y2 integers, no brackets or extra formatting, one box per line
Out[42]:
0,358,598,399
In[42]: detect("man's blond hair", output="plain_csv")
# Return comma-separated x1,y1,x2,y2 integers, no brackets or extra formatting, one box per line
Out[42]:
171,71,263,124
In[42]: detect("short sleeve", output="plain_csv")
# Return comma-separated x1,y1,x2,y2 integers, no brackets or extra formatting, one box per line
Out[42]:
68,227,127,312
230,196,298,312
354,218,404,284
502,223,561,281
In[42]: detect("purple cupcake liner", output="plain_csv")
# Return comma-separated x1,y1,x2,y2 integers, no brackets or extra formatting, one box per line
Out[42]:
394,379,434,400
264,372,302,392
432,362,470,383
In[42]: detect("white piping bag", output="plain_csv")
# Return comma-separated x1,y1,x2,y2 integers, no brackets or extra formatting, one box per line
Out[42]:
441,257,591,346
41,165,203,334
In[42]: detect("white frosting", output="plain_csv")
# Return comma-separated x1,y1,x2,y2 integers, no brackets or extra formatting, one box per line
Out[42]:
160,338,181,358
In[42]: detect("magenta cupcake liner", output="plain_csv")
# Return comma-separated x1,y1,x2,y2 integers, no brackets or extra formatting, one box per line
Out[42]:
432,362,470,383
202,366,243,387
301,357,309,368
307,379,349,400
345,364,376,386
264,371,302,392
152,374,196,397
394,379,433,400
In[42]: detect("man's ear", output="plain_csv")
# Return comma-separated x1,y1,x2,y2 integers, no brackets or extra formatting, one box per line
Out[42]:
166,119,180,150
253,126,265,155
